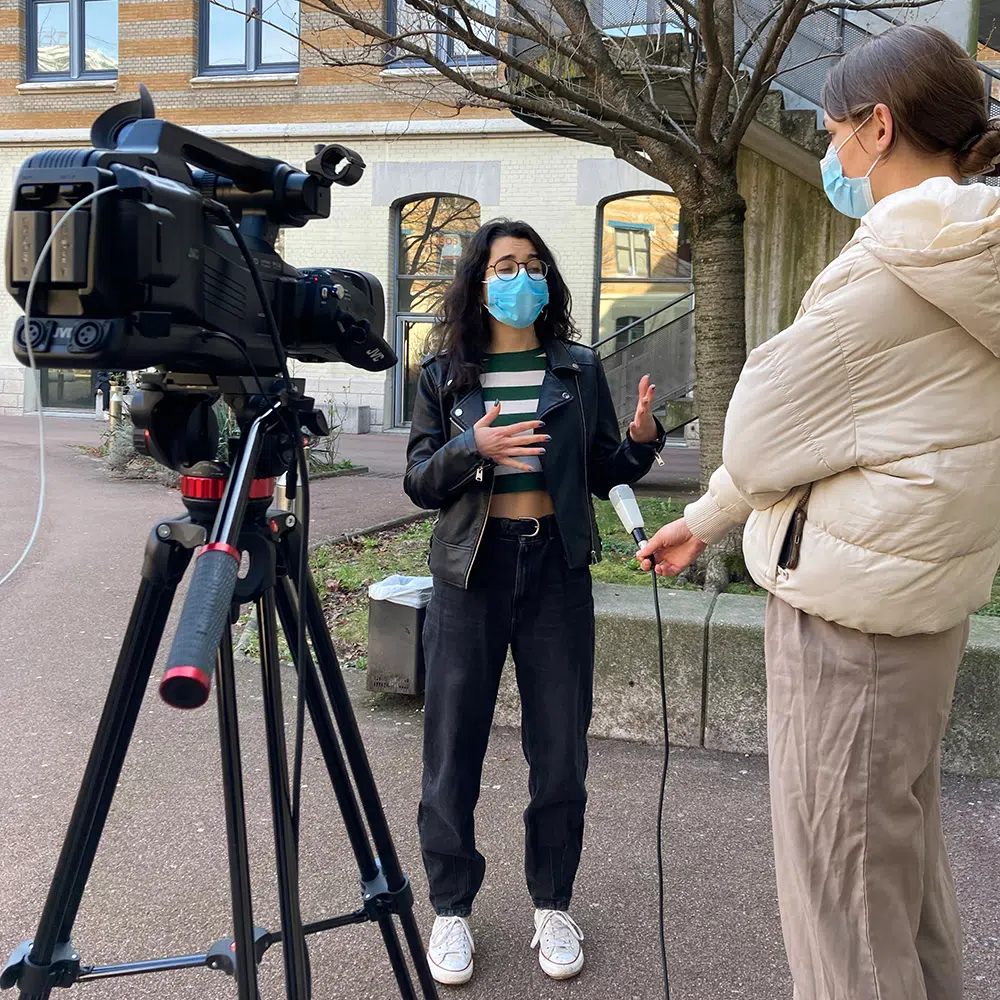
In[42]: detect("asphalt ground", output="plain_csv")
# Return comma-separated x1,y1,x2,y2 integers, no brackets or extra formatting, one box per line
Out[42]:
0,414,997,1000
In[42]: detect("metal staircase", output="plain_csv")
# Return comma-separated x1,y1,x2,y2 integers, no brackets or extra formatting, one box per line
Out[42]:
594,292,696,435
591,8,1000,437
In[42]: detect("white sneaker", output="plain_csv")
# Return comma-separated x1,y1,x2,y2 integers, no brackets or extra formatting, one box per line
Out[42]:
427,915,475,985
531,909,584,980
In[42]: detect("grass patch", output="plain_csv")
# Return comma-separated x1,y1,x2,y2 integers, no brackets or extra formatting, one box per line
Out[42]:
311,458,356,475
261,498,1000,669
978,572,1000,617
309,498,734,667
310,519,434,668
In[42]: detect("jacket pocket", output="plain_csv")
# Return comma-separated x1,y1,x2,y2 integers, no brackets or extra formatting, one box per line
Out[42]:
774,485,812,577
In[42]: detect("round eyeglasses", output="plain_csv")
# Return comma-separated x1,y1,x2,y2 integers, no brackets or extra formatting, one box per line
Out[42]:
486,259,549,282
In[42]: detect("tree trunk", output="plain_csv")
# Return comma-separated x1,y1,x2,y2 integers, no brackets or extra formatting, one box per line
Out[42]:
691,181,748,495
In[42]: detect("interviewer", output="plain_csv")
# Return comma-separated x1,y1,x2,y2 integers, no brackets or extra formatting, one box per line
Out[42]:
639,25,1000,1000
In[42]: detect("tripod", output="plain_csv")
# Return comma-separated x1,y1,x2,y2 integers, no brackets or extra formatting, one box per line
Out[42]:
1,374,439,1000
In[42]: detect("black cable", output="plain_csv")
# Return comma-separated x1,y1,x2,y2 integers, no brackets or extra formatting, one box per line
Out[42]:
651,567,671,1000
207,199,311,846
205,200,293,388
206,331,267,397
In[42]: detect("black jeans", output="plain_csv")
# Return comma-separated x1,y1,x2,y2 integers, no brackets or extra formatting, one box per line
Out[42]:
418,515,595,917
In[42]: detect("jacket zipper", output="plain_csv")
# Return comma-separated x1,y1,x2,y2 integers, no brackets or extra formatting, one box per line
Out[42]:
450,413,493,587
465,472,494,587
450,415,486,489
575,382,598,563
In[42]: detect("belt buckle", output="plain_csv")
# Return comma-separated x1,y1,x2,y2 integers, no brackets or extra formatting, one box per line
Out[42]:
521,517,540,538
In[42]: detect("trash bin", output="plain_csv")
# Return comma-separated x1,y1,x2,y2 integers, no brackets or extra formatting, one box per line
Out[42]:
366,575,434,695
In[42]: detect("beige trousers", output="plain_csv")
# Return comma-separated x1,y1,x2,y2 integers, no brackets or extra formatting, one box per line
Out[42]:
765,595,968,1000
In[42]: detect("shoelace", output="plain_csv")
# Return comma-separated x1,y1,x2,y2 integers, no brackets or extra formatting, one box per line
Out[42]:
430,916,474,959
531,910,584,953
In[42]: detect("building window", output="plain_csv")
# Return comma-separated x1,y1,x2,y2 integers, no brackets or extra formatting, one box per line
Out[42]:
596,192,691,344
394,194,481,424
387,0,497,67
28,0,118,80
200,0,300,75
611,223,652,277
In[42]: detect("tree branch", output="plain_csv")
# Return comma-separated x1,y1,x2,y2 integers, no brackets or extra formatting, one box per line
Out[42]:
809,0,939,13
726,0,808,155
316,0,697,165
695,0,726,147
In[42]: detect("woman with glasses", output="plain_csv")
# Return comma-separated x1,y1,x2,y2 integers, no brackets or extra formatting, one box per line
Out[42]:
405,219,666,985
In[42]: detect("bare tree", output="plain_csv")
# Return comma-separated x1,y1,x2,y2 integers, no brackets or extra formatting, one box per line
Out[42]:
290,0,932,500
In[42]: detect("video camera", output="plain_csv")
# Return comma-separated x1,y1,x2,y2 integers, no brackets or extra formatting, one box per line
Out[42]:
5,84,396,377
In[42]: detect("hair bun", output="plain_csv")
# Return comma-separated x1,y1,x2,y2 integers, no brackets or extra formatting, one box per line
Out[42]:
956,119,1000,177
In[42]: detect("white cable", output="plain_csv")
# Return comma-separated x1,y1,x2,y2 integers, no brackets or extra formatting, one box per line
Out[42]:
0,184,119,587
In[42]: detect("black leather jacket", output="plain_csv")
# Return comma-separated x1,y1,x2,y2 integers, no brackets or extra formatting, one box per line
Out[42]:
404,338,666,588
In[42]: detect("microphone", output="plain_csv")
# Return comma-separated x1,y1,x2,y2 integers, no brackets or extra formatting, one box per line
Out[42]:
609,484,646,545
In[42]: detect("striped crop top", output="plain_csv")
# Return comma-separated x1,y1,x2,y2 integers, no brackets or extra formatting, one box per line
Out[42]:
480,348,547,496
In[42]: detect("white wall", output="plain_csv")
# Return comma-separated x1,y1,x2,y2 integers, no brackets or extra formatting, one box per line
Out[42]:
0,120,664,425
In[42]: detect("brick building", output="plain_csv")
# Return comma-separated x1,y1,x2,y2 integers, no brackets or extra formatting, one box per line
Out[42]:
0,1,975,427
0,0,702,428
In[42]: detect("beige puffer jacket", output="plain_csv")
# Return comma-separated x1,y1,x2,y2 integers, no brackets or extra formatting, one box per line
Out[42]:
685,177,1000,636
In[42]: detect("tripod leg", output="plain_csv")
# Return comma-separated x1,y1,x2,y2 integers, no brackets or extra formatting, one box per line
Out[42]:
273,579,421,1000
215,631,260,1000
275,528,438,1000
257,590,310,1000
14,526,193,1000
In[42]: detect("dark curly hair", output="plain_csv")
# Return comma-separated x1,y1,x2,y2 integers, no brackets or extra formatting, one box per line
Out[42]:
429,218,577,393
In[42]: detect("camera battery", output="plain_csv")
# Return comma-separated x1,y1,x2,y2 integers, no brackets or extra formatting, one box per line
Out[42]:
10,211,49,285
50,209,90,286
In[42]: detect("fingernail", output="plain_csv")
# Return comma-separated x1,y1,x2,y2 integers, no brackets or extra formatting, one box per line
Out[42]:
545,435,552,441
537,420,545,427
539,448,546,454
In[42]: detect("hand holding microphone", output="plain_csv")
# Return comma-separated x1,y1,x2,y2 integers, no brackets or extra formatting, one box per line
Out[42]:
638,520,706,578
609,484,705,577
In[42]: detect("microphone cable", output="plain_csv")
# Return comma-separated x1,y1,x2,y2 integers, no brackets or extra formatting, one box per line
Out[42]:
610,483,672,998
650,563,671,1000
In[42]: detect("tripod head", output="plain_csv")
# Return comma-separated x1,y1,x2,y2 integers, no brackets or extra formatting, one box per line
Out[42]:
130,371,328,480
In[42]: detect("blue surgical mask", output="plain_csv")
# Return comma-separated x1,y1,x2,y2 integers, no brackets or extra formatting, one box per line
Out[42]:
485,271,550,328
821,115,882,219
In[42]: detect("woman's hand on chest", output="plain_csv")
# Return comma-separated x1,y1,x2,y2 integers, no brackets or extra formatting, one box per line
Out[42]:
473,402,550,473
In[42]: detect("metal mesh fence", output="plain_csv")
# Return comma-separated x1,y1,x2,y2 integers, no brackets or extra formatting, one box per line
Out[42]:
598,301,695,429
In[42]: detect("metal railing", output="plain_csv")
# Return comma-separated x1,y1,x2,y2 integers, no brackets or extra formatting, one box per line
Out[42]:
595,292,695,430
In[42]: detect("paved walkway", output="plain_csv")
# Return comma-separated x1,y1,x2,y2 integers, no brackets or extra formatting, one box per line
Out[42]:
0,415,997,1000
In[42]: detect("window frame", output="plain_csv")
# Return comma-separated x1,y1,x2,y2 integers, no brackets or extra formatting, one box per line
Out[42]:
392,192,482,425
26,0,118,82
385,0,498,68
593,191,692,345
198,0,300,77
610,222,653,277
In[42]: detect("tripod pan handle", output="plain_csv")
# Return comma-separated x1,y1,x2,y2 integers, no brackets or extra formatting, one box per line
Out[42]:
161,543,241,709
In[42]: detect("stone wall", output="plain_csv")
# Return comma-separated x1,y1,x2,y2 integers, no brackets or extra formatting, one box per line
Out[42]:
489,586,1000,777
738,146,856,351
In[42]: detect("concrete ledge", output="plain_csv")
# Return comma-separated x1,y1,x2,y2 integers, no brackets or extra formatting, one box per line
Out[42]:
704,594,767,755
701,594,1000,777
493,583,711,747
943,615,1000,775
361,583,1000,777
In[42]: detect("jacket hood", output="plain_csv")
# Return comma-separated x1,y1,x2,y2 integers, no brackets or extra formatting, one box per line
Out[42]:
856,177,1000,356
